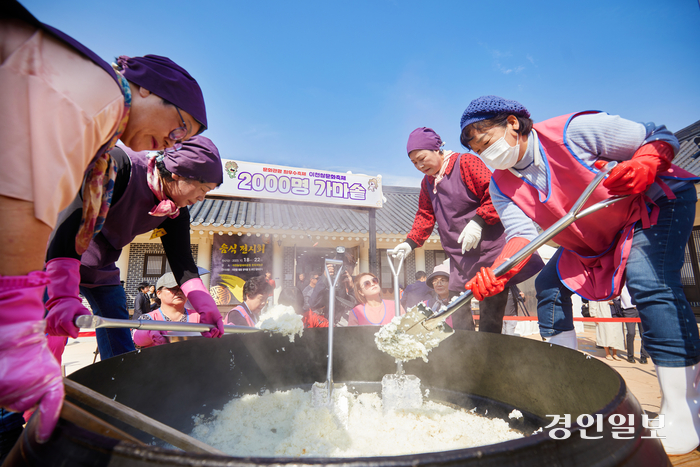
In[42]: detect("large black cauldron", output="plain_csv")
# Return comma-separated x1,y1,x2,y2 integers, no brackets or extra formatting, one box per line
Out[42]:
9,328,669,466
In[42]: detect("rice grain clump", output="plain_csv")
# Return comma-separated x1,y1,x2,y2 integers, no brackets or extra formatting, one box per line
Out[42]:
190,389,523,458
256,305,304,342
375,316,431,362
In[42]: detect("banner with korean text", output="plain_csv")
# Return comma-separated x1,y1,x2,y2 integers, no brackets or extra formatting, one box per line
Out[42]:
209,235,272,306
211,160,383,208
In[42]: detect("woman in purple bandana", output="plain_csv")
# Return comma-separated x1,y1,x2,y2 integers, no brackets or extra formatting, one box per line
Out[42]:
0,1,210,446
460,95,700,455
45,136,224,360
394,127,542,332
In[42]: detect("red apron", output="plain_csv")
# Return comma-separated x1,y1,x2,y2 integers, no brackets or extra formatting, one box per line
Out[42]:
492,111,698,300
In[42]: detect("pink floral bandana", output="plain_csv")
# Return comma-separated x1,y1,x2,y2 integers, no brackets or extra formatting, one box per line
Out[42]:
146,154,180,218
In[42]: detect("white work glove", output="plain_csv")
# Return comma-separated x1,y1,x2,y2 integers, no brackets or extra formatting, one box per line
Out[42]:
458,220,483,253
392,242,412,258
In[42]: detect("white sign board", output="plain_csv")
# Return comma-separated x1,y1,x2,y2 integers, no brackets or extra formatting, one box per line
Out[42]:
211,159,383,208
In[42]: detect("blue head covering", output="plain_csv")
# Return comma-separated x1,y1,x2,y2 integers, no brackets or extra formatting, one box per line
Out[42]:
460,96,530,131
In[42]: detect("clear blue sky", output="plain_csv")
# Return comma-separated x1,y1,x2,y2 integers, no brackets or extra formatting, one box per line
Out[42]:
23,0,700,187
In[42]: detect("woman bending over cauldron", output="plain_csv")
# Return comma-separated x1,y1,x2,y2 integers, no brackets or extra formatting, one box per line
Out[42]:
0,1,210,444
460,95,699,455
132,273,201,348
348,273,404,326
45,136,224,361
225,276,273,326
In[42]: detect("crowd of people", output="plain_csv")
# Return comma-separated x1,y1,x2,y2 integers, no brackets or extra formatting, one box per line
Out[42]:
1,0,698,458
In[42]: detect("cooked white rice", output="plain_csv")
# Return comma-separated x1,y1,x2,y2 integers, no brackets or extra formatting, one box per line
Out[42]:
256,305,304,342
190,388,523,458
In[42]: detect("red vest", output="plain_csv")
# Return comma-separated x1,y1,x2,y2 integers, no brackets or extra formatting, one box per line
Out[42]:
492,111,697,300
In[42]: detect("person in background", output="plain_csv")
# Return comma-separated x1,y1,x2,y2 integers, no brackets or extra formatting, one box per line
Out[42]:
278,287,304,315
591,300,624,361
424,263,460,329
148,284,158,311
296,272,309,293
265,270,276,289
132,273,200,348
132,281,151,320
349,273,403,326
400,271,432,310
394,127,542,332
45,137,224,361
309,254,357,326
302,272,320,311
620,283,649,364
301,272,327,328
0,1,210,445
502,285,525,336
264,269,276,306
460,95,699,454
225,276,272,326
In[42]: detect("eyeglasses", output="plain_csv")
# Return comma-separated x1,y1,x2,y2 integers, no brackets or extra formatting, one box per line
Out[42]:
164,106,188,154
432,277,449,286
165,286,183,294
361,277,379,289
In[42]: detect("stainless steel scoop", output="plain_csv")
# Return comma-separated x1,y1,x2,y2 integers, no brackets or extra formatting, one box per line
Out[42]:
381,249,423,411
388,161,628,351
311,258,348,410
75,315,262,334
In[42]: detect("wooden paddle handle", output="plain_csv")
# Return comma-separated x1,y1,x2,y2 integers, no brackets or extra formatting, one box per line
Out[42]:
61,400,144,445
64,378,225,455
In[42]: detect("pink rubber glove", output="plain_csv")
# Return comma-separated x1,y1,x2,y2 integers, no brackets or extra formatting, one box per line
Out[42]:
45,258,91,338
602,141,673,195
181,278,224,338
0,271,64,443
133,329,167,347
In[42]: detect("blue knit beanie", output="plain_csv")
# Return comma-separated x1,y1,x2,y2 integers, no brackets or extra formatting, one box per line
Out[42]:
460,96,530,131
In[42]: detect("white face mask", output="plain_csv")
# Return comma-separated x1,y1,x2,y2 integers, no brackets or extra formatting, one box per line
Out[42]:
480,126,520,169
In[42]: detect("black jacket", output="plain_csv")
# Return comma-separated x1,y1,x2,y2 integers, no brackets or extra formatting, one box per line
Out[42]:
133,292,151,320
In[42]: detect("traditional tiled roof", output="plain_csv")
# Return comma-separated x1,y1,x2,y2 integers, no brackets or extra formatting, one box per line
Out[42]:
189,186,438,237
673,119,700,175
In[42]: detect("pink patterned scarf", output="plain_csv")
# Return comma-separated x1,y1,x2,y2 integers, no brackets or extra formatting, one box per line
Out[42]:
146,154,180,218
75,71,131,255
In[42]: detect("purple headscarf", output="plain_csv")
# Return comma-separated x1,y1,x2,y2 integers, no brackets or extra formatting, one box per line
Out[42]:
407,127,443,155
162,135,223,185
117,54,208,132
